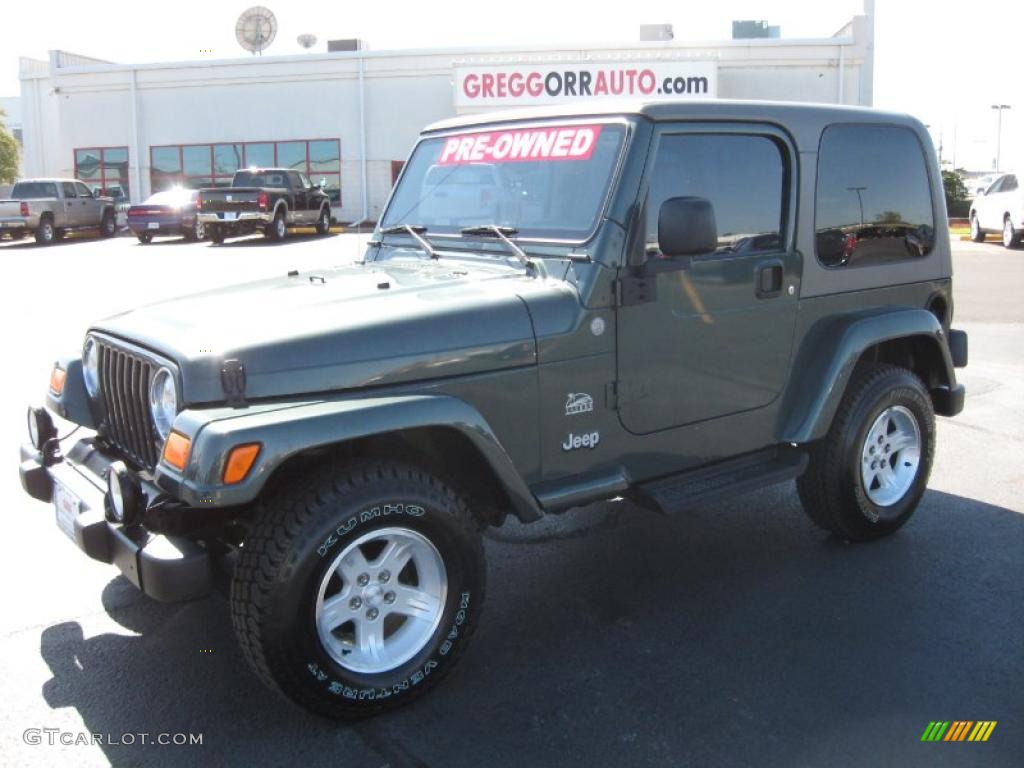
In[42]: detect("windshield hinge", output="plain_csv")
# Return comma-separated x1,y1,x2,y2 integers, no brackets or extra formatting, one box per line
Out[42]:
221,359,247,407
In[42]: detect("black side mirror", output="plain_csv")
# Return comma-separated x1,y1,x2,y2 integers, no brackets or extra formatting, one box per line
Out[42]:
658,196,717,258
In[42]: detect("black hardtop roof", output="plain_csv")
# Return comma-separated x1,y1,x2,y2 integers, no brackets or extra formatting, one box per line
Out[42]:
423,99,927,152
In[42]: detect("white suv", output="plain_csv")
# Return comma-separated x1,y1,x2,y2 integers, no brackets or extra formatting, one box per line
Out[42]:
970,172,1023,248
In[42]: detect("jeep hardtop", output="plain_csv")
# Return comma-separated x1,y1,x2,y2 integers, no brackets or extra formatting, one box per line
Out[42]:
20,100,968,718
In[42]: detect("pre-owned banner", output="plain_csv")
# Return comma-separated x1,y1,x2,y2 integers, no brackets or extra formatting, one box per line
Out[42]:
454,62,717,107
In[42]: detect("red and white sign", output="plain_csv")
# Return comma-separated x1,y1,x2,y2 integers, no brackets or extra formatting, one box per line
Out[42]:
437,125,602,165
455,62,717,107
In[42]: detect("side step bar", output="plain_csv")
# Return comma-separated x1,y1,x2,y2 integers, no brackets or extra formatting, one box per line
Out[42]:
630,447,808,514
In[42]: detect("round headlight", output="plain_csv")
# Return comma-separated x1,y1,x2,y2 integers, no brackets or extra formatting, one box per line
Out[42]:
149,367,178,440
83,337,100,398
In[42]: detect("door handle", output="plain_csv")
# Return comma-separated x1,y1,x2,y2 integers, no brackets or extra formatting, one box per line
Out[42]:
756,261,784,298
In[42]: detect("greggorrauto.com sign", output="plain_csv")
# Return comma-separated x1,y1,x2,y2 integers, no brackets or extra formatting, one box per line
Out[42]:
454,62,717,107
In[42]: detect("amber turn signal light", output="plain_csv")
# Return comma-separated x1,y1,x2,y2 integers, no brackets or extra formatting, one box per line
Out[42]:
49,366,66,395
162,431,191,470
223,443,261,484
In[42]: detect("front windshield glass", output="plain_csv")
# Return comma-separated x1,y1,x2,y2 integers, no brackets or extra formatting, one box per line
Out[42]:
382,122,626,241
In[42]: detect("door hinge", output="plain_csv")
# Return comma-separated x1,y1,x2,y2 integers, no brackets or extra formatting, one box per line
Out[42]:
616,275,657,306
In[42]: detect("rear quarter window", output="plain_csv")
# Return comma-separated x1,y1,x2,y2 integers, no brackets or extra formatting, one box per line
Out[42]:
815,124,935,268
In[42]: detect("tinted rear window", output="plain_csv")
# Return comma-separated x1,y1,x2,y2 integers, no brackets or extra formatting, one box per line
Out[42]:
12,182,59,199
815,124,935,267
233,171,287,187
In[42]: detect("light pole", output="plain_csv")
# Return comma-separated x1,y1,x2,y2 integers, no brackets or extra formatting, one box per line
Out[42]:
991,104,1011,171
848,186,866,225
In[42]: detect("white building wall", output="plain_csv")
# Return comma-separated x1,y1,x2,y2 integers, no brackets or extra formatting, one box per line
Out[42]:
18,18,872,219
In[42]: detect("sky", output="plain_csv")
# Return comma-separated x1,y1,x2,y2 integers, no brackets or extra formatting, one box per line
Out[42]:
1,0,1022,171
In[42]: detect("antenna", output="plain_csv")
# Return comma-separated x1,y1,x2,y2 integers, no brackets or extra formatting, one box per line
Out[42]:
297,33,317,50
235,6,278,56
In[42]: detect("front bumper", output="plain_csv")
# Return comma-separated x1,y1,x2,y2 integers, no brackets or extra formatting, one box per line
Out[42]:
19,438,212,603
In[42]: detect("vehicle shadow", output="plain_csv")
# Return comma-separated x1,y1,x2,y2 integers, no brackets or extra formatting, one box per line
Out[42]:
205,232,340,248
38,488,1024,767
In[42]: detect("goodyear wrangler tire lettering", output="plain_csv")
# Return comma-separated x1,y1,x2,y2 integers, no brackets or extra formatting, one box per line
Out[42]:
230,462,484,719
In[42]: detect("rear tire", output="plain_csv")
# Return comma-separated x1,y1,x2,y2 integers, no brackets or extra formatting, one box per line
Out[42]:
208,225,224,244
230,461,485,719
265,209,287,242
34,218,55,245
797,363,935,541
969,213,984,243
137,233,152,244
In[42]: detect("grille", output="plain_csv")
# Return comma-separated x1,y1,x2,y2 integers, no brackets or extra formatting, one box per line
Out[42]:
97,341,160,470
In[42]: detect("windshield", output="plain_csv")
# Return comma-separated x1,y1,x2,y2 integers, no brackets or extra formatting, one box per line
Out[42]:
382,122,626,241
12,182,58,199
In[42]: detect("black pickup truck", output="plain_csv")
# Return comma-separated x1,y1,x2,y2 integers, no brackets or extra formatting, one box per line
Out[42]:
197,168,331,244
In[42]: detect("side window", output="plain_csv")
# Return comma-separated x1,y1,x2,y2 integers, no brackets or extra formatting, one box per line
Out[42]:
75,182,92,198
986,177,1005,195
287,171,304,190
61,182,78,198
299,173,312,189
1003,175,1018,193
815,124,935,267
645,133,785,259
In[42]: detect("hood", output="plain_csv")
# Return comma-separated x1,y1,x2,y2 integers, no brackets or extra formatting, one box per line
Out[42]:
94,259,548,404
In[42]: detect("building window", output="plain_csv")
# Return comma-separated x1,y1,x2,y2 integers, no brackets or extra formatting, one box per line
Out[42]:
74,147,130,202
149,139,341,204
645,133,785,258
391,160,405,187
815,124,935,267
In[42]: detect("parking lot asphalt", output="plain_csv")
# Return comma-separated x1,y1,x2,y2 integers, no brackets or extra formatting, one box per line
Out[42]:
0,232,1020,767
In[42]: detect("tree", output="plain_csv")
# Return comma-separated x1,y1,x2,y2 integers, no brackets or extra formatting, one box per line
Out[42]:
941,168,967,206
0,109,19,184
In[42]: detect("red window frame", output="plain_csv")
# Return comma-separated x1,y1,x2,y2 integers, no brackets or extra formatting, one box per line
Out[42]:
73,146,130,199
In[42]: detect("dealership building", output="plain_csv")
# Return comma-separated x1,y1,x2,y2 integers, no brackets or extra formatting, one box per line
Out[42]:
15,12,873,222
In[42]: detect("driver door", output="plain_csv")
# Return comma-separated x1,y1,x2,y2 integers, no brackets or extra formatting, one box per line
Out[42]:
616,125,800,435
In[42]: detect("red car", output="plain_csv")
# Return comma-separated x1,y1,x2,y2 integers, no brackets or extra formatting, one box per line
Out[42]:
127,188,205,243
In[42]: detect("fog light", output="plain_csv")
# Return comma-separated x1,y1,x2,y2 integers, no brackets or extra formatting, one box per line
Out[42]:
27,406,56,450
105,462,142,527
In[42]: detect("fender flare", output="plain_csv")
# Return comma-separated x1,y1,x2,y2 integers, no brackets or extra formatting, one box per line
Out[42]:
780,308,957,444
155,393,543,522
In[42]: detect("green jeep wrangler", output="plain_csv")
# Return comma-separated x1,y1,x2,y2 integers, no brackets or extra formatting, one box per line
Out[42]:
20,101,968,718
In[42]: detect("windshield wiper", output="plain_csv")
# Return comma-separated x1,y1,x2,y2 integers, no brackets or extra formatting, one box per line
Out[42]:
379,224,439,259
459,225,534,269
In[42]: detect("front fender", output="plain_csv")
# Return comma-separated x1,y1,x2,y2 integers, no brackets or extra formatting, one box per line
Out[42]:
154,393,543,522
45,355,96,429
780,308,958,444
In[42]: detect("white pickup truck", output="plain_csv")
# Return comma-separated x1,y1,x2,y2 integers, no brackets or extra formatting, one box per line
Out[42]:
0,178,117,244
969,171,1023,249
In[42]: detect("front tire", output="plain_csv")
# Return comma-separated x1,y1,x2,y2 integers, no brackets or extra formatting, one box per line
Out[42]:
230,461,485,719
797,363,935,541
100,211,116,237
969,213,984,243
1003,216,1020,249
315,206,331,235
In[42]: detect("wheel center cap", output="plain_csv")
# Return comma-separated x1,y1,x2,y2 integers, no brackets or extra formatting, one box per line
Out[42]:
363,585,384,607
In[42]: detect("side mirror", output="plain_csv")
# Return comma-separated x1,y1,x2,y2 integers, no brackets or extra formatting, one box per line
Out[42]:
657,196,717,258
